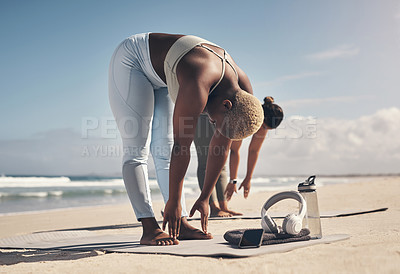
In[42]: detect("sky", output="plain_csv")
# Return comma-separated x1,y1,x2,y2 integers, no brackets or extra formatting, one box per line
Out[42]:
0,0,399,176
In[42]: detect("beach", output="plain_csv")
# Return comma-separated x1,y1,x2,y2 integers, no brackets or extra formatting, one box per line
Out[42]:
0,176,399,273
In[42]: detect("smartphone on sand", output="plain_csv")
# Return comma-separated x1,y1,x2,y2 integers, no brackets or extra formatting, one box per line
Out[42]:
238,229,264,248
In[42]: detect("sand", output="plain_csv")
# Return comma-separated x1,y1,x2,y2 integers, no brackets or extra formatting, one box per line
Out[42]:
0,176,399,273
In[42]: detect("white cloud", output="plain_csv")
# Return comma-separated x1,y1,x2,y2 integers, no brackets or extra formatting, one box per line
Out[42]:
306,45,360,61
234,107,400,176
0,108,399,176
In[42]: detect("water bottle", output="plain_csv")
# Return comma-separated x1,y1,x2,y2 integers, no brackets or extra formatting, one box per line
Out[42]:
298,175,322,239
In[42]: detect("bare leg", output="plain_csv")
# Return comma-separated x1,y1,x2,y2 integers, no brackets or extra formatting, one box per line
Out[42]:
178,217,213,240
218,200,243,216
140,217,179,245
209,201,232,217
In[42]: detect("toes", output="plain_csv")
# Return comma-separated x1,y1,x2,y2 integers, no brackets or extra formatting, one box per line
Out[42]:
155,238,178,246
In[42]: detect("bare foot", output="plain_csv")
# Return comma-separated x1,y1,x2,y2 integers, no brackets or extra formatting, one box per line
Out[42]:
140,217,178,246
210,202,232,217
221,208,243,216
218,201,243,216
178,218,213,240
210,208,233,217
140,229,179,246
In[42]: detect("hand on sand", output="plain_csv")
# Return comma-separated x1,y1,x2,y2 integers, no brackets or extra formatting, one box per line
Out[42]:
238,177,251,198
189,198,209,233
224,182,237,201
162,200,182,240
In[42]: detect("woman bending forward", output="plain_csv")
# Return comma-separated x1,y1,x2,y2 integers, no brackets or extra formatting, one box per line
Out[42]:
108,32,263,245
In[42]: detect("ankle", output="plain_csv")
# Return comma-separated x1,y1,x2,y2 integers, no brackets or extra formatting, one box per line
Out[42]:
180,217,189,227
209,202,221,211
140,217,160,233
218,201,229,211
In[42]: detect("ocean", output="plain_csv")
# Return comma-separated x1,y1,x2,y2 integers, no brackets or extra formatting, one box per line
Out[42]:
0,175,369,216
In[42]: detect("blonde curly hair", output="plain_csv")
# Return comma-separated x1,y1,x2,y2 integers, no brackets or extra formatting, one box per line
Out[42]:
219,90,264,140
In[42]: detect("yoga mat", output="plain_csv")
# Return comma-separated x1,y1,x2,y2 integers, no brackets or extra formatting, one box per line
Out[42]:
0,231,349,258
31,207,387,233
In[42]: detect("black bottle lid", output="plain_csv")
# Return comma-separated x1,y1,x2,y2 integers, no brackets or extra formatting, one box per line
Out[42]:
298,175,317,192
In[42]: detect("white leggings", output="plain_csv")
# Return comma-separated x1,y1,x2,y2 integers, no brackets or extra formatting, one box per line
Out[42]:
108,33,188,220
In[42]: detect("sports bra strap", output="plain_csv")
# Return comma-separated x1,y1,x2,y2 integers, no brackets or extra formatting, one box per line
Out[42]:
199,44,239,94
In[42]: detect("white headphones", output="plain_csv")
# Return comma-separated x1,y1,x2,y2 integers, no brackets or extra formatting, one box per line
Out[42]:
261,191,307,235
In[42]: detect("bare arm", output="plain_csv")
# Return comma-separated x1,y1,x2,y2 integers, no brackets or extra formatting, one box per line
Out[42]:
197,132,232,200
190,131,232,230
162,45,225,238
224,140,242,200
162,85,206,238
162,57,212,238
239,126,268,198
229,140,242,180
